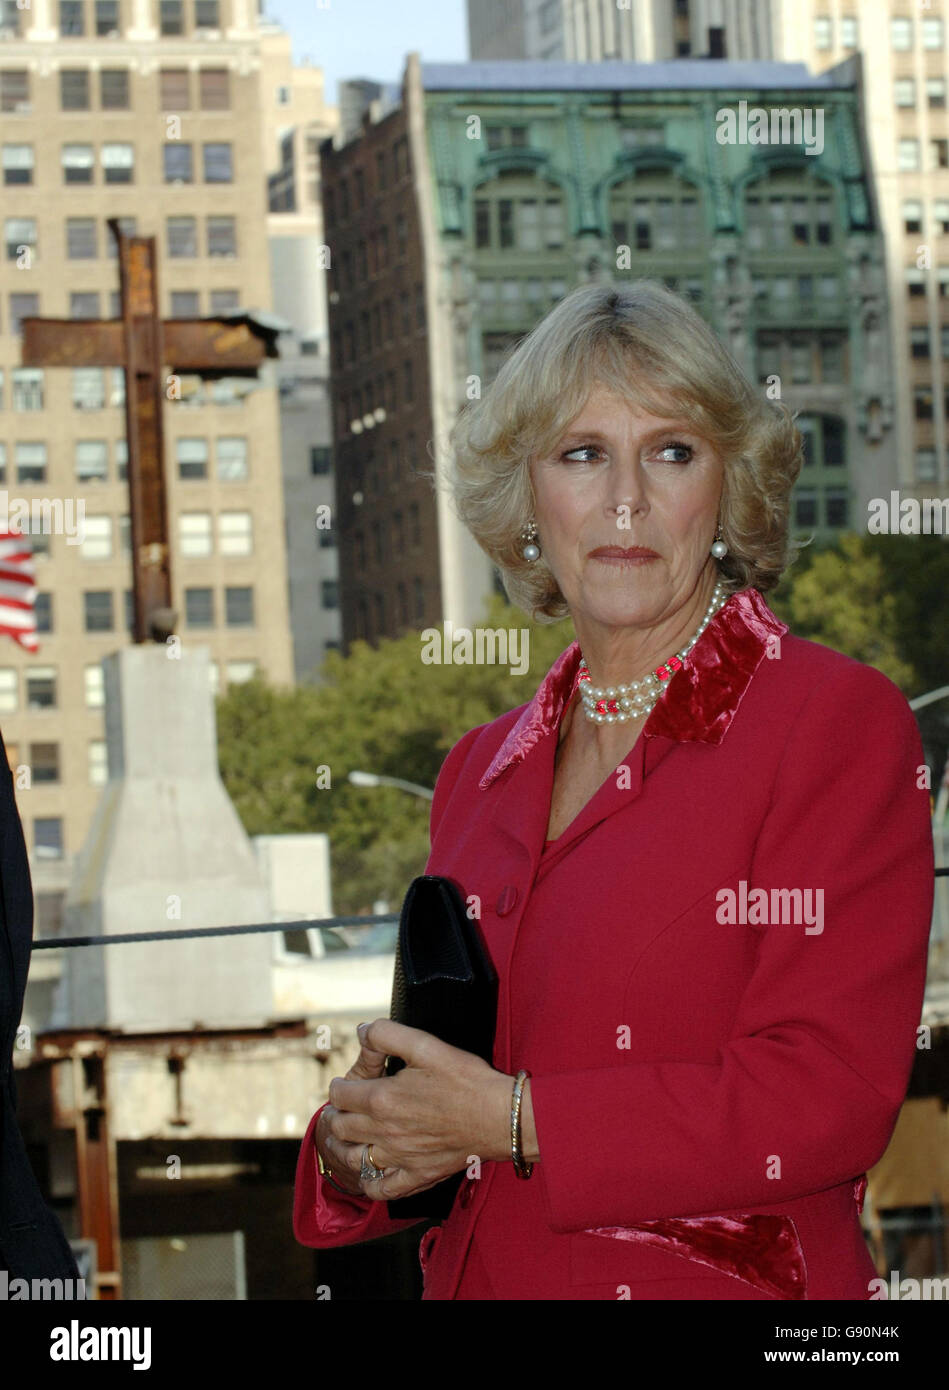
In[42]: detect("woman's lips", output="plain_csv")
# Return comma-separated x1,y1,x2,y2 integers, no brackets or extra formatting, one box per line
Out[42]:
589,547,659,565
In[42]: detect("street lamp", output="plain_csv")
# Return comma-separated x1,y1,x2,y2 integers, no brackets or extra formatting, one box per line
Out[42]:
347,770,434,801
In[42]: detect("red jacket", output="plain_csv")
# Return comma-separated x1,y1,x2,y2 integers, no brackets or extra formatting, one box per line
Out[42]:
293,586,934,1299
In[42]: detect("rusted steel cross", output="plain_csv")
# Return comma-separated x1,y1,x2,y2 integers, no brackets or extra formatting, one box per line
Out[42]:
20,218,278,642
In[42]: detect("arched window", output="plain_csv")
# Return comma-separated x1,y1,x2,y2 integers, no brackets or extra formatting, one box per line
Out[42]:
473,172,566,253
608,170,702,252
743,167,835,251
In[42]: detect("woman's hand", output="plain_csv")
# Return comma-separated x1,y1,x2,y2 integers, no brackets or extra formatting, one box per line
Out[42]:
321,1019,514,1202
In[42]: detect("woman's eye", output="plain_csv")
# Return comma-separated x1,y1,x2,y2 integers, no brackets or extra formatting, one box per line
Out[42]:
657,442,693,463
561,446,600,462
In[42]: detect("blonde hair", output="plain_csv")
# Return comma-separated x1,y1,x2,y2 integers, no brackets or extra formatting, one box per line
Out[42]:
443,278,804,622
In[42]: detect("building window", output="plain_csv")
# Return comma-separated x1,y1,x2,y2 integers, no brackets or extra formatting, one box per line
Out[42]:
84,591,114,630
80,517,112,559
216,436,247,480
199,69,229,111
310,445,331,475
84,664,104,707
475,184,566,252
160,68,189,110
898,139,920,172
179,512,212,557
3,144,33,184
903,199,923,234
0,669,16,713
915,386,934,420
102,143,133,182
177,437,208,478
932,139,949,171
916,448,938,481
89,740,107,785
26,667,56,709
195,0,219,26
167,216,197,257
891,17,913,51
185,588,214,627
59,0,84,35
814,16,832,50
62,144,94,183
12,368,43,410
905,267,926,298
224,587,253,626
840,16,858,49
203,143,232,182
928,77,947,110
825,488,849,527
71,367,105,409
170,290,199,317
70,292,100,319
218,511,252,556
34,593,52,633
9,293,39,336
15,442,46,483
60,69,89,110
911,325,931,359
923,17,944,49
895,78,916,108
210,288,240,313
30,743,59,783
0,70,29,113
207,216,236,256
66,217,97,258
33,819,63,859
100,68,129,108
95,0,119,35
321,580,338,609
76,440,108,481
794,490,818,527
5,217,35,261
164,143,193,183
160,0,183,35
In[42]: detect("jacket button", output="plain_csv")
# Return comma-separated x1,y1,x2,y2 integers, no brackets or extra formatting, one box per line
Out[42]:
496,885,518,916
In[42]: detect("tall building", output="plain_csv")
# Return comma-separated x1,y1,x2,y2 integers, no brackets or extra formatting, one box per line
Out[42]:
746,2,949,511
259,24,343,681
466,0,771,63
322,54,892,649
0,0,296,915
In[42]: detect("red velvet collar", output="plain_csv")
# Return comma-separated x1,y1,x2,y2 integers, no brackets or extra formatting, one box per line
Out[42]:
480,586,788,790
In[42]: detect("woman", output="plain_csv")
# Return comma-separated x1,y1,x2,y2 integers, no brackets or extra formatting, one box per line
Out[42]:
294,281,934,1299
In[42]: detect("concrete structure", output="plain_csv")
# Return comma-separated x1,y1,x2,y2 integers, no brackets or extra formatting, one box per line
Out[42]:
52,644,273,1033
322,53,892,647
0,0,298,919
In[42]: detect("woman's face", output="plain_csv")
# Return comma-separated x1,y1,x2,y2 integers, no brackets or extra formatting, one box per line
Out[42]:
529,381,725,631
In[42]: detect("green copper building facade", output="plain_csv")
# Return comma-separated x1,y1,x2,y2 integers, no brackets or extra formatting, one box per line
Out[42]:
417,55,893,548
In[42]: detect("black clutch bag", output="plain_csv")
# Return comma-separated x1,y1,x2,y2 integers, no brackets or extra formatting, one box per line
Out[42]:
384,874,498,1221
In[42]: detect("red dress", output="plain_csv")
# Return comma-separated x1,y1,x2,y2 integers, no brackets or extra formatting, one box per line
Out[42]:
293,586,934,1299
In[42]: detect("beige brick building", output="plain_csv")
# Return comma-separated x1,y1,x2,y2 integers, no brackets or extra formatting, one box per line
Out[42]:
0,0,295,912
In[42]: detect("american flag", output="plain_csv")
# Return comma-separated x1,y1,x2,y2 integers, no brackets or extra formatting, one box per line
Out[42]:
0,528,38,652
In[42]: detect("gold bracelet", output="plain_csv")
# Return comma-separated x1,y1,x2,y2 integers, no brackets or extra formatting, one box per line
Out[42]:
511,1068,533,1180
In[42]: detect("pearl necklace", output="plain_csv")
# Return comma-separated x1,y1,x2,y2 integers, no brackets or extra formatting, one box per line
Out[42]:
577,581,730,724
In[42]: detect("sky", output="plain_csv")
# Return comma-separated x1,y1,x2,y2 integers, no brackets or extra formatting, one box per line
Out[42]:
263,0,470,105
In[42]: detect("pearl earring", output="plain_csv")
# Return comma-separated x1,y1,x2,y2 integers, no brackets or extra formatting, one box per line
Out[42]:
520,520,540,562
710,528,728,559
